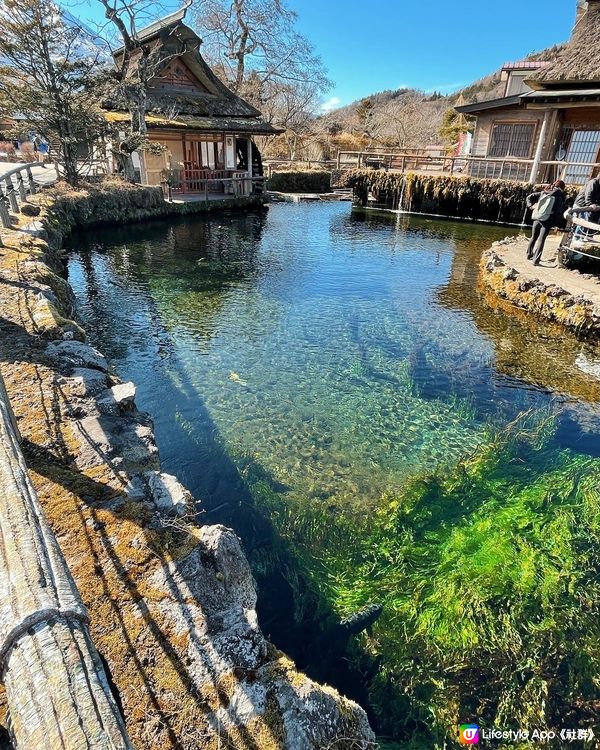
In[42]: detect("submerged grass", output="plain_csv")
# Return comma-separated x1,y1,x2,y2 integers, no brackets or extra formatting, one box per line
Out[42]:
246,412,600,747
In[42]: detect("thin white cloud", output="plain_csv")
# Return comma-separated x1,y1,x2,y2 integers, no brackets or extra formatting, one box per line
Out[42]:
320,96,341,113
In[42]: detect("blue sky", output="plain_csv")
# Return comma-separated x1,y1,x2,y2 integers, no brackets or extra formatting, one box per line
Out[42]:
75,0,576,109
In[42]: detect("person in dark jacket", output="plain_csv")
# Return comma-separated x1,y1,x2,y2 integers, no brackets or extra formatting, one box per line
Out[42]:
573,176,600,234
526,180,566,266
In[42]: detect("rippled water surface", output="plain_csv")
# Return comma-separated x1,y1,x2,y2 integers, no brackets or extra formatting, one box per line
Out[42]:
67,204,600,510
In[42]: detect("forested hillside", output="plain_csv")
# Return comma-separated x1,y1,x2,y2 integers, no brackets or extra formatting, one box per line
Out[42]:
263,45,565,159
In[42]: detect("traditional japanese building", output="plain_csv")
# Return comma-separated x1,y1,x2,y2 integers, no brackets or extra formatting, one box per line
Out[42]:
456,0,600,185
104,6,280,193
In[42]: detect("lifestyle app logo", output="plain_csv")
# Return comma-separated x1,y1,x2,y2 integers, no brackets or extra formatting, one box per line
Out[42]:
459,724,480,745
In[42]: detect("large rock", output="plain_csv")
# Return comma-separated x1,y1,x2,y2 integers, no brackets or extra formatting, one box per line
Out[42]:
146,526,376,748
97,382,137,414
69,413,159,472
126,470,191,516
46,340,109,373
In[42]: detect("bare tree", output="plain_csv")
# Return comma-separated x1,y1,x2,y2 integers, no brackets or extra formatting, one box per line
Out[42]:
194,0,330,130
0,0,107,185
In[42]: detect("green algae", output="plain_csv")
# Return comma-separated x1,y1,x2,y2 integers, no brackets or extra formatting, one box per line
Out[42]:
253,414,600,747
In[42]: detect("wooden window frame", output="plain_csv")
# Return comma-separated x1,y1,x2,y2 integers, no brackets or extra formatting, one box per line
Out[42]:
486,119,539,159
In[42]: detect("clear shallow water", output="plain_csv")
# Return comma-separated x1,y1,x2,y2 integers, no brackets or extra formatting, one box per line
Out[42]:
67,203,600,513
67,203,600,742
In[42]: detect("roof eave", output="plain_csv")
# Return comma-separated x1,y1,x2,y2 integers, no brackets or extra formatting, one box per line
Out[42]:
455,95,523,114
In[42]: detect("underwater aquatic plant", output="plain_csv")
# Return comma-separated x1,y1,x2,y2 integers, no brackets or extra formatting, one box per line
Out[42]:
249,412,600,747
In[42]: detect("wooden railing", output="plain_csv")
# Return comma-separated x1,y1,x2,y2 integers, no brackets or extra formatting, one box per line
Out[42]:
336,150,600,185
162,175,266,202
0,162,46,247
0,373,132,749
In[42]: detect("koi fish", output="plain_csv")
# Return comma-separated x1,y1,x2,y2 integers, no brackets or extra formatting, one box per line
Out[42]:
229,371,248,386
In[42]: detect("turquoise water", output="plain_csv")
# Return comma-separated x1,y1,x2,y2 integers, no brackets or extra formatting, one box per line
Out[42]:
67,204,600,510
66,203,600,739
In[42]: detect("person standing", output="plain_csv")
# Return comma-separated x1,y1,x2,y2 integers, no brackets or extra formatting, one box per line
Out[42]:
526,180,566,266
573,175,600,233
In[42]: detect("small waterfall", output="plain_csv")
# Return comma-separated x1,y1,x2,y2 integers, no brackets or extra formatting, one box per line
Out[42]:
397,177,406,213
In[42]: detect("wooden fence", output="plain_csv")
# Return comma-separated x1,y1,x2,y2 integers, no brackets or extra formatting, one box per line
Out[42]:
161,175,266,201
0,162,46,247
0,373,133,749
335,150,600,186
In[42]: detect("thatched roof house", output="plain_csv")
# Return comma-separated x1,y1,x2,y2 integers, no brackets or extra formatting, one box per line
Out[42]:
456,0,600,184
105,5,280,190
529,0,600,87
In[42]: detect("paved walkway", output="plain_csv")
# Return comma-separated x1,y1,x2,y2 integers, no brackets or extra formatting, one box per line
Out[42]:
497,233,600,311
0,161,58,186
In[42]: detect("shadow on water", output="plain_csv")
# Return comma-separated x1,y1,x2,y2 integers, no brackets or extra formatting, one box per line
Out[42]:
66,211,380,724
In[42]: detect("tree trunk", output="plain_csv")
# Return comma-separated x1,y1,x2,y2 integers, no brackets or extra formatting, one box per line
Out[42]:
0,374,132,750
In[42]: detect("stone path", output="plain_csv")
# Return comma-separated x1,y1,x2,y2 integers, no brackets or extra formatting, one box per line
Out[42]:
0,161,58,186
495,233,600,312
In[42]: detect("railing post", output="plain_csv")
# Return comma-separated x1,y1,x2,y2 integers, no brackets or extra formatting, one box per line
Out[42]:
26,166,36,195
16,171,27,202
5,178,19,213
0,372,133,750
0,189,11,228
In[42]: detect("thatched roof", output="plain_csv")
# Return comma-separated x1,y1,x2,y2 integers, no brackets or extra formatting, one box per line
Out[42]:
109,9,280,132
527,1,600,88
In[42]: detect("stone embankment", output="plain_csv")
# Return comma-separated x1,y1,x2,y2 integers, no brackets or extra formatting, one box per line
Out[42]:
479,236,600,336
0,182,375,750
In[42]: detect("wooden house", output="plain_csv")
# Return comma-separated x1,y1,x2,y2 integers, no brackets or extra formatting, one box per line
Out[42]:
456,0,600,184
104,6,280,193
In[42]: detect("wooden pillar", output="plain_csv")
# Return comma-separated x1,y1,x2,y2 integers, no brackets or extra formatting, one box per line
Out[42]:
246,137,253,196
0,188,11,228
181,133,187,193
26,167,36,195
529,109,553,185
0,373,133,750
5,178,19,213
16,172,27,202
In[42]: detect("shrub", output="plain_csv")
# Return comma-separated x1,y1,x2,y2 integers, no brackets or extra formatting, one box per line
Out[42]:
19,142,37,162
0,141,16,157
266,170,332,194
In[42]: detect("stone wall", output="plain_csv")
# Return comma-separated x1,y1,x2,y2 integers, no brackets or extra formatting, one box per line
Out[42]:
43,180,267,244
0,185,375,750
479,239,600,335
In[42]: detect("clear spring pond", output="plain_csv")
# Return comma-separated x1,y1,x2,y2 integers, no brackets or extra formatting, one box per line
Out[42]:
67,203,600,745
